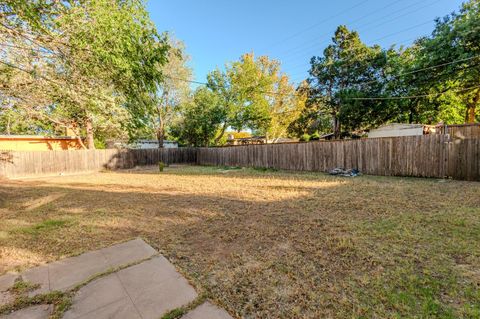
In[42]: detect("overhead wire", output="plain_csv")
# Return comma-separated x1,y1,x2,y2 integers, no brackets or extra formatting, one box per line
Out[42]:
263,0,371,50
345,84,480,100
160,55,480,100
277,0,443,62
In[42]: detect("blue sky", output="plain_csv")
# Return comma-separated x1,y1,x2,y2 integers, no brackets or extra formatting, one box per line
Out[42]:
147,0,464,86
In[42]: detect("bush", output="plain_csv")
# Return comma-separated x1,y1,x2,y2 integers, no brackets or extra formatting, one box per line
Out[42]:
310,132,320,141
158,161,165,172
300,134,311,142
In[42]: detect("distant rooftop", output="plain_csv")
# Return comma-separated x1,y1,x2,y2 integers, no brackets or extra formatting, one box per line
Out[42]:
0,135,79,140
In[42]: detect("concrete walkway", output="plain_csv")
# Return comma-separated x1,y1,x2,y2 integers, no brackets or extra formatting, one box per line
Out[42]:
0,239,233,319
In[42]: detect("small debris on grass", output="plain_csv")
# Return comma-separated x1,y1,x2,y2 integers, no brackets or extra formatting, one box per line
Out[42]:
329,167,361,177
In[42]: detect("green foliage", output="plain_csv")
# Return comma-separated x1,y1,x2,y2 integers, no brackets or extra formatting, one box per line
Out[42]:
0,0,169,148
306,1,480,136
171,87,225,147
161,307,186,319
206,53,305,143
310,132,320,141
300,134,310,142
309,26,388,137
93,139,106,150
158,161,165,172
416,0,480,123
287,81,331,137
8,281,40,296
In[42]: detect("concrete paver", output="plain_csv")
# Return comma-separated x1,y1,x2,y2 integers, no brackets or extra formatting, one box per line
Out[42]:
100,238,156,268
0,239,231,319
73,298,141,319
0,273,16,306
62,273,129,319
0,274,16,292
49,250,109,292
0,305,52,319
3,238,157,297
182,302,234,319
117,257,198,319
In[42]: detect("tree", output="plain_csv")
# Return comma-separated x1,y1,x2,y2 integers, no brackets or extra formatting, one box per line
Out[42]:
308,26,387,138
206,53,271,143
417,0,480,123
171,87,224,147
288,81,332,137
0,0,169,148
207,53,303,142
151,37,192,148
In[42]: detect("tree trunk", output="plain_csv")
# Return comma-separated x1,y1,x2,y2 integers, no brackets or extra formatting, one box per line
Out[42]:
6,115,10,135
85,117,95,149
409,105,414,124
466,89,479,124
332,113,341,139
214,122,228,145
157,113,165,148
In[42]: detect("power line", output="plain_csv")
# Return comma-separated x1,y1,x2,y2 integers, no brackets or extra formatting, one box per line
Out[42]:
2,50,477,103
277,0,434,60
373,20,433,42
288,25,479,84
0,59,114,104
264,0,370,50
164,75,298,97
281,13,435,65
286,35,417,77
345,84,480,100
0,43,58,54
358,54,480,87
164,54,480,99
284,0,442,61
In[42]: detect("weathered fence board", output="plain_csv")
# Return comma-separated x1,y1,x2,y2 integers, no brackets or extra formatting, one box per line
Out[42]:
436,123,480,138
196,135,479,181
0,136,478,181
0,148,197,178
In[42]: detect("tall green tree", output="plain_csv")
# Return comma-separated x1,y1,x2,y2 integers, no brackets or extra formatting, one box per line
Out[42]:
207,53,271,142
0,0,169,148
417,0,480,123
309,26,387,138
288,81,332,137
150,36,192,147
171,87,224,147
207,53,303,142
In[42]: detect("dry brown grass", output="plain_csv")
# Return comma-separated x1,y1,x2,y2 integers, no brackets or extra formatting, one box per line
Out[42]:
1,165,479,318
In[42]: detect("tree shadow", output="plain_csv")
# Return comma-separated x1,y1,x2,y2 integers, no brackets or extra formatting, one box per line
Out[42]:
0,174,479,317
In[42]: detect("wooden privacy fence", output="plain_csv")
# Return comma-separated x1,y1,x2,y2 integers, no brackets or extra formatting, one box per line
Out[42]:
0,135,478,181
0,148,197,178
436,123,480,138
197,135,479,181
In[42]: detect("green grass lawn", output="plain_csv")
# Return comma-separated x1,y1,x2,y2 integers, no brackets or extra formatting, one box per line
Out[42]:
1,166,479,318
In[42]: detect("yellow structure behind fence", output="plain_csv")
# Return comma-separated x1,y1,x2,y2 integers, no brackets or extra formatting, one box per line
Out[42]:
0,135,83,151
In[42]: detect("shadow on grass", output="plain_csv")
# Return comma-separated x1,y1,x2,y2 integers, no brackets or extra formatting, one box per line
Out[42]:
0,170,479,318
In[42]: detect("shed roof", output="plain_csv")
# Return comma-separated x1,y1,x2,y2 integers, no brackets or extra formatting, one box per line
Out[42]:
372,123,425,131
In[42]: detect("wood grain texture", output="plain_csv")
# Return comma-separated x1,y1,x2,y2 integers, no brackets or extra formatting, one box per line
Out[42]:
0,136,478,181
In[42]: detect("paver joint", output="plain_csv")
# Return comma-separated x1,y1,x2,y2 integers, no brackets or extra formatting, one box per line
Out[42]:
0,239,233,319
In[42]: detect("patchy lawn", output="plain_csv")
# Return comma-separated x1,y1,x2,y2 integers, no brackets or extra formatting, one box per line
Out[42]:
0,165,479,318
